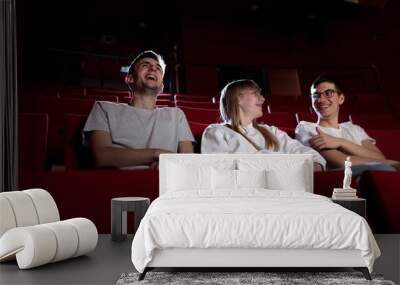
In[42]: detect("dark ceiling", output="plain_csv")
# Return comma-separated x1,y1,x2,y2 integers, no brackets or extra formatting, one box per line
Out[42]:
18,0,387,44
16,0,392,81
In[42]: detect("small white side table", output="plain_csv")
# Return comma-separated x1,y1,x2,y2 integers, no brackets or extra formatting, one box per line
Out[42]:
111,197,150,242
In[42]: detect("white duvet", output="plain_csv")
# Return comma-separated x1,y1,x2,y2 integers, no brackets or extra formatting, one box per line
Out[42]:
131,190,380,273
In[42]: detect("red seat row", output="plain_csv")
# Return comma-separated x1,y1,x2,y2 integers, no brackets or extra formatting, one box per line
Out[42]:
19,110,400,173
19,97,97,166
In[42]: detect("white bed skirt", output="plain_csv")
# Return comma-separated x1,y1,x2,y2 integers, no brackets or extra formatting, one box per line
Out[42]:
148,248,366,268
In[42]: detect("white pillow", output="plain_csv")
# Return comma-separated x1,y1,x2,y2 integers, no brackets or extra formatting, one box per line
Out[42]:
211,168,236,190
237,158,309,192
211,169,268,191
237,169,267,188
167,162,211,192
265,168,306,191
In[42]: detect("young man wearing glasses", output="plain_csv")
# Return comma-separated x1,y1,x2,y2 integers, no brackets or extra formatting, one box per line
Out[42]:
295,75,398,171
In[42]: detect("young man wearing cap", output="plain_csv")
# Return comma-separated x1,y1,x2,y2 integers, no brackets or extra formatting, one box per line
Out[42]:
83,50,194,169
295,75,398,172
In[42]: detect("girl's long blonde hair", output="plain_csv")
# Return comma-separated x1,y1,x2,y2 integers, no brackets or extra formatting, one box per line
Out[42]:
220,79,279,151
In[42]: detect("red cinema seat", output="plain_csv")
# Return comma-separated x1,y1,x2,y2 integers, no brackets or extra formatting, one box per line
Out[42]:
257,112,297,129
184,65,219,96
176,100,219,109
59,93,119,103
18,95,59,113
188,121,209,153
360,170,400,233
86,88,131,98
179,106,221,124
58,98,96,115
58,85,86,96
174,94,214,102
18,113,49,172
64,114,93,170
352,94,389,114
339,95,355,114
157,93,173,100
267,100,311,113
295,112,318,124
366,129,400,161
265,96,293,106
119,97,132,104
34,97,96,166
267,69,302,97
350,113,400,130
155,99,175,107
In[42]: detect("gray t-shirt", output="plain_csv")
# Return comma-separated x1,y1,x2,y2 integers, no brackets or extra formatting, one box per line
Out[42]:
83,101,194,153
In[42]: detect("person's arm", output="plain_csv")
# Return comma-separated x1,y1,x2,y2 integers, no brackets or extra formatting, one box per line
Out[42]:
178,141,194,153
201,125,229,153
271,126,326,170
357,140,386,159
318,148,398,168
309,127,386,160
90,130,172,168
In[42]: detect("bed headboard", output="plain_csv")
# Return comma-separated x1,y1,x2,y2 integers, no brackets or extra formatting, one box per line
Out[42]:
159,153,314,196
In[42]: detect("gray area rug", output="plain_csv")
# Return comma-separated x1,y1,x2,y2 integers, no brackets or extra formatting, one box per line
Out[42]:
116,271,396,285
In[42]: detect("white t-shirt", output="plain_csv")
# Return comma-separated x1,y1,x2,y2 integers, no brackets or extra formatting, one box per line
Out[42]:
295,121,375,147
201,123,326,168
83,102,194,167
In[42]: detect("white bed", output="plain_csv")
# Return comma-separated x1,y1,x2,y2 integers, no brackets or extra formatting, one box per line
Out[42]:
131,154,380,280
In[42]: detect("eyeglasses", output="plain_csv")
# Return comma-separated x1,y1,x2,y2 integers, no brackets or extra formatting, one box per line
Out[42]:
311,89,338,99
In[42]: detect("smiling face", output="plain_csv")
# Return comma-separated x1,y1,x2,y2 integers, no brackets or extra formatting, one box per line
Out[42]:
131,57,164,95
311,82,344,120
238,87,265,122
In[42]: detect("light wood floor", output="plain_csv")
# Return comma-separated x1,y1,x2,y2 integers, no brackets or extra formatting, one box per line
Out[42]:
1,234,399,285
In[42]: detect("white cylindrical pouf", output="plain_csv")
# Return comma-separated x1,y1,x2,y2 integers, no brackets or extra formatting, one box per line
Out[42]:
0,226,57,269
24,189,60,224
0,189,98,269
0,196,17,237
1,192,39,227
42,221,79,262
65,218,98,257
